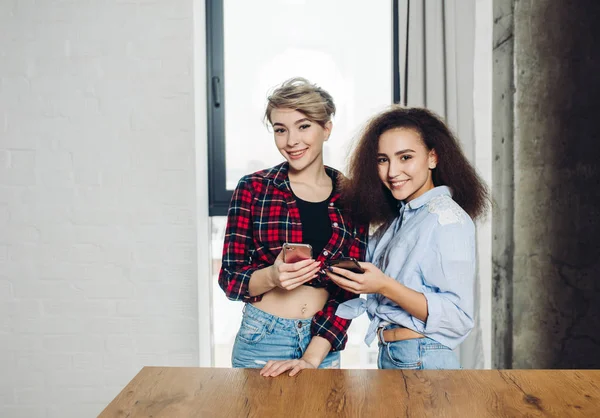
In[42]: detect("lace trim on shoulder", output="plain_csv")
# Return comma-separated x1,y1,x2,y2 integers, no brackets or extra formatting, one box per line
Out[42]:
427,195,465,226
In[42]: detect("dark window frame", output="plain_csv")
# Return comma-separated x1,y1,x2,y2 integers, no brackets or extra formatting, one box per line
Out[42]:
205,0,401,216
206,0,229,216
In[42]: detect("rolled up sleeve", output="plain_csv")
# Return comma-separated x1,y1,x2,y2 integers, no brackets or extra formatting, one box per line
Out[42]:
415,221,476,340
218,178,266,303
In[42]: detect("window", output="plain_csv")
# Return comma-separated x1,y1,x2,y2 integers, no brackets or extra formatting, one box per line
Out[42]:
207,0,395,368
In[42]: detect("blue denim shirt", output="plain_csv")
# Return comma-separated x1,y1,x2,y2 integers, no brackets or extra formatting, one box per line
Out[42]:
336,186,475,349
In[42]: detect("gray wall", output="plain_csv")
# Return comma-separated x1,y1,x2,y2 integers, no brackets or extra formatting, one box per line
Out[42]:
493,0,600,368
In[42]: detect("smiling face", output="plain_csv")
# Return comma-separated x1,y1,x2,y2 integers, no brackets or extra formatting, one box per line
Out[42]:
377,127,438,203
270,108,332,174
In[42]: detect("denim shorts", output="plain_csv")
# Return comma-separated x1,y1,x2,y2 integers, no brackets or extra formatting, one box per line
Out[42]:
377,326,461,370
231,303,340,369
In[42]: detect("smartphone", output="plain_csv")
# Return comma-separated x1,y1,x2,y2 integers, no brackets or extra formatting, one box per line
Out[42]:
327,257,365,274
282,243,313,263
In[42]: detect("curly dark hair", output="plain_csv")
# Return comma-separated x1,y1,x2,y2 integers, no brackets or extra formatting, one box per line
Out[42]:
340,106,490,226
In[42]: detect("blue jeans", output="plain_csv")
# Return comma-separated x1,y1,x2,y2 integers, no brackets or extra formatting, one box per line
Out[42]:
377,326,461,370
231,303,340,369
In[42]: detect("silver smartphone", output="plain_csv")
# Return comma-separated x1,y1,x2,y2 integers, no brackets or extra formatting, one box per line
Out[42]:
282,243,313,263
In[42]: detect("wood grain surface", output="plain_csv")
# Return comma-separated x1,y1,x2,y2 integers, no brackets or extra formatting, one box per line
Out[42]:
98,367,600,417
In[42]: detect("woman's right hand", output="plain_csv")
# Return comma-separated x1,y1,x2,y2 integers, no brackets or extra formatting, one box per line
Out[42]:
268,251,322,291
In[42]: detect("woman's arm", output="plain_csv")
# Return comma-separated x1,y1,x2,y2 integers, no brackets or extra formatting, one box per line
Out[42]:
330,220,476,340
249,254,321,296
248,266,277,297
327,262,429,322
218,177,265,302
414,222,476,338
379,277,428,322
260,336,332,377
219,177,321,301
301,336,332,368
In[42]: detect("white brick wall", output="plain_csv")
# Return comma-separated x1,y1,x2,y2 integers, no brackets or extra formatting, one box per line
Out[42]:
0,1,199,416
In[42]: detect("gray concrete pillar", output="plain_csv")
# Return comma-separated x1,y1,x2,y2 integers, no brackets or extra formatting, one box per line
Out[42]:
493,0,600,368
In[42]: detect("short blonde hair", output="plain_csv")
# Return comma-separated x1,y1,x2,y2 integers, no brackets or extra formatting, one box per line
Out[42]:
264,77,336,128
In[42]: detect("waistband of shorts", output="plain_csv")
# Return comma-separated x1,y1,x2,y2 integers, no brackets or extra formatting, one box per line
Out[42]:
244,303,313,328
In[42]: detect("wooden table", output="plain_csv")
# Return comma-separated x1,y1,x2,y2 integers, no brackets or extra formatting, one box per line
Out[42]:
99,367,600,417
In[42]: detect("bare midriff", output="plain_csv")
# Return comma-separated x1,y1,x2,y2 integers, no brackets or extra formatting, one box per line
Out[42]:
252,285,329,320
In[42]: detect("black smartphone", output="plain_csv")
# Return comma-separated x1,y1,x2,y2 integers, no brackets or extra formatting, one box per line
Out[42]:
282,243,313,263
327,257,365,274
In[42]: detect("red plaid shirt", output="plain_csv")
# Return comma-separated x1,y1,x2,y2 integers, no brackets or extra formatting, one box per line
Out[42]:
218,162,368,351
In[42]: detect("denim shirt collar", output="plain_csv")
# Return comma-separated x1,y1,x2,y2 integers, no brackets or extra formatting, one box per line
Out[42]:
400,185,453,213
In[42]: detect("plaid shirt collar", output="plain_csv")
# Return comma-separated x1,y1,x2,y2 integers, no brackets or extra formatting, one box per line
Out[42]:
266,161,342,203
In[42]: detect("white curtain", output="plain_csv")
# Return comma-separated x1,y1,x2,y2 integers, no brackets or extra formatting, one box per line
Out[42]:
398,0,485,369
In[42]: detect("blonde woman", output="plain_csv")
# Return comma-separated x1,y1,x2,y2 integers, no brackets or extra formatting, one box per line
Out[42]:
219,78,367,376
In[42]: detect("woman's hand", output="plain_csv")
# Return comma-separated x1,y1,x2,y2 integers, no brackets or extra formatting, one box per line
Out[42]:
329,262,429,321
260,358,317,377
268,250,322,291
326,262,394,295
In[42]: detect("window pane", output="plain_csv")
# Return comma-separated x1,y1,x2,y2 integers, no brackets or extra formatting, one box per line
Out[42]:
214,0,392,368
223,0,393,189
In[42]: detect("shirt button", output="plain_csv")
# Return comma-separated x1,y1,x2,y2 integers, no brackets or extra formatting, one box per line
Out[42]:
329,202,334,207
297,322,302,328
333,222,338,227
323,250,328,256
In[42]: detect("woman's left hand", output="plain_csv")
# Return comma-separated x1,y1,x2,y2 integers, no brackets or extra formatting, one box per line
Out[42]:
326,262,393,295
260,358,317,377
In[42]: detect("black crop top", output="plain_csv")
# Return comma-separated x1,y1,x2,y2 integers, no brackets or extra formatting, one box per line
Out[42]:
294,194,333,257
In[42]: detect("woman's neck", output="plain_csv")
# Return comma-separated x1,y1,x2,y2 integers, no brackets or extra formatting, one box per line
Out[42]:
288,159,332,202
288,159,329,187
